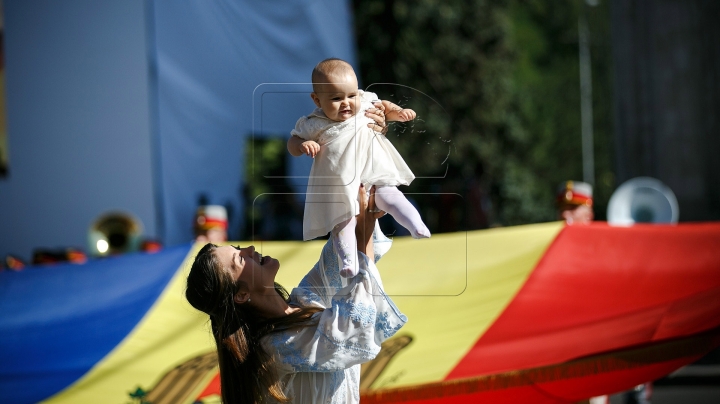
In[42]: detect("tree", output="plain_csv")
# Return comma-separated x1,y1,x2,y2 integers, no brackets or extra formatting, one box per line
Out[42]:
353,0,614,229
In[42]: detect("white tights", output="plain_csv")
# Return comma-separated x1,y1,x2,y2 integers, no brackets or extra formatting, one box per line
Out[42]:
332,186,430,277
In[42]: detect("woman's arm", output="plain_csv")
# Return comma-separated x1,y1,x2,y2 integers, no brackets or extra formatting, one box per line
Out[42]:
355,185,384,262
268,187,404,374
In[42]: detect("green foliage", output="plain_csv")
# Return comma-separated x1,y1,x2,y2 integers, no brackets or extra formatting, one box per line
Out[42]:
127,386,150,404
353,0,615,228
243,137,291,238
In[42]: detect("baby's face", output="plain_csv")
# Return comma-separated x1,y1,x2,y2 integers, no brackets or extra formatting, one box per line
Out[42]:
311,71,359,122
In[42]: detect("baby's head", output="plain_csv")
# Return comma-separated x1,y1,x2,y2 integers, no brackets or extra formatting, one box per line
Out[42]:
310,58,359,122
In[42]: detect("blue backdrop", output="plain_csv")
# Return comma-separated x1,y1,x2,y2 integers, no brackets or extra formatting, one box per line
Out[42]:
0,0,156,261
0,0,358,258
152,0,358,244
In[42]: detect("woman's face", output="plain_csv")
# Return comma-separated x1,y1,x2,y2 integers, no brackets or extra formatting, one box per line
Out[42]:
562,205,594,225
214,245,280,292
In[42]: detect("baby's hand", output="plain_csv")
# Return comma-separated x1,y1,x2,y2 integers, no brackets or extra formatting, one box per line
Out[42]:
301,140,320,158
396,108,416,122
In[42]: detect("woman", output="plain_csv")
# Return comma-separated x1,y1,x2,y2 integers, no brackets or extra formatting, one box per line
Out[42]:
186,184,406,403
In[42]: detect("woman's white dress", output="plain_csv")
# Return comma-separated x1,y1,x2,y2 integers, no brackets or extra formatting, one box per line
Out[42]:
291,90,415,240
262,226,405,403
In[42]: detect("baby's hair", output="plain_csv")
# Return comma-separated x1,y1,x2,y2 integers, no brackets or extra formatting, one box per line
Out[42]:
312,58,355,92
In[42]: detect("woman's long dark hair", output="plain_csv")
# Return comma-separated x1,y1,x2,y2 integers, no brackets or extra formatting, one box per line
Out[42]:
186,243,321,403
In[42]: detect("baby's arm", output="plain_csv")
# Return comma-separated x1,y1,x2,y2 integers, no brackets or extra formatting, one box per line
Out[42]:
288,135,320,158
381,100,416,122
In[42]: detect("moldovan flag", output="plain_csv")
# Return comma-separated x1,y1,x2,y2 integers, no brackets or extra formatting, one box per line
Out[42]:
2,222,719,403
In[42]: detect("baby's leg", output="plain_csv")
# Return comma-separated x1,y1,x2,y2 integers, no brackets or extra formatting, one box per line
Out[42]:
374,186,431,239
332,216,359,278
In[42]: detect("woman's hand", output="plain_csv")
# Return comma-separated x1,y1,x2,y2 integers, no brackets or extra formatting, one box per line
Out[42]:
357,185,385,221
356,185,384,260
365,101,388,134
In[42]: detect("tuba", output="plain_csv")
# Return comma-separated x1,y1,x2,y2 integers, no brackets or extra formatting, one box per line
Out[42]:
607,177,679,226
88,212,144,256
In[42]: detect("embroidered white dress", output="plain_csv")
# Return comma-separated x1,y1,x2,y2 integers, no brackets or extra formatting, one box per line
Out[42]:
263,226,405,403
291,90,415,240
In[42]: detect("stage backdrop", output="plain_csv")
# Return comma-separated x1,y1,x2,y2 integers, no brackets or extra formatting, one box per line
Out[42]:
0,0,156,261
0,0,356,259
151,0,357,245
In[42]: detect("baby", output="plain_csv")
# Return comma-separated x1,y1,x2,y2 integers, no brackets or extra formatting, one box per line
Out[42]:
288,58,430,277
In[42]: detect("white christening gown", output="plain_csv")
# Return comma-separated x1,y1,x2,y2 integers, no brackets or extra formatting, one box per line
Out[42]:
291,90,415,240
